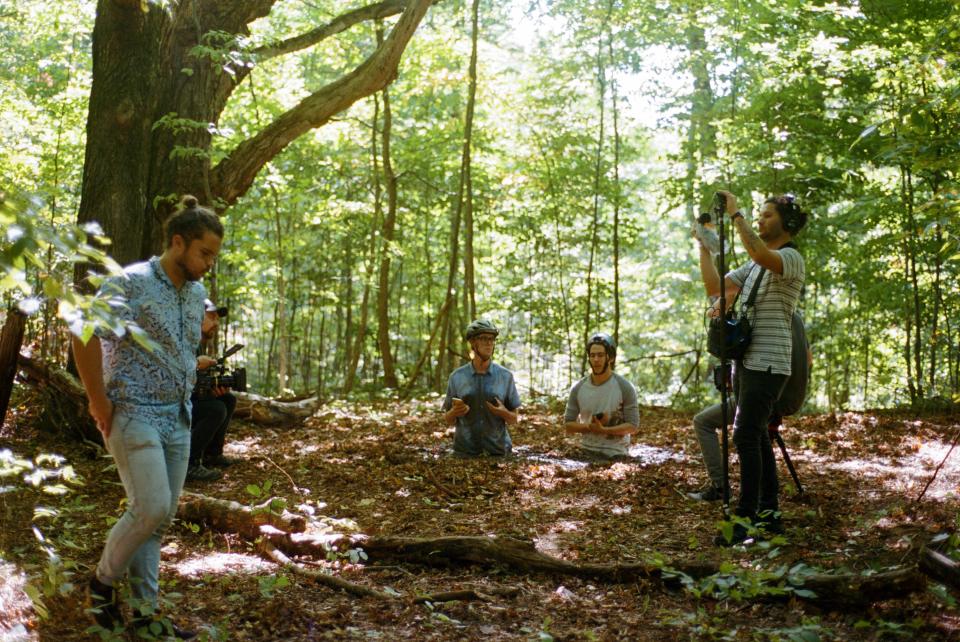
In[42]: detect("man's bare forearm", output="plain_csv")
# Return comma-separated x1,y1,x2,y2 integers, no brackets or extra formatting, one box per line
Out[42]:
602,423,639,437
72,336,107,403
734,216,766,258
699,245,721,297
564,421,589,434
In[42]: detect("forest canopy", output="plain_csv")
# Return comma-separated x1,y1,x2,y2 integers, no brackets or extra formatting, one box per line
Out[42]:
1,0,958,411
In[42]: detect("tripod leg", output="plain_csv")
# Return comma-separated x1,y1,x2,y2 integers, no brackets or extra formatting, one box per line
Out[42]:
773,431,803,495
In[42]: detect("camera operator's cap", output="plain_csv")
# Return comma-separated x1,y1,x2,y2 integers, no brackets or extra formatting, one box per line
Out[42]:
204,299,228,317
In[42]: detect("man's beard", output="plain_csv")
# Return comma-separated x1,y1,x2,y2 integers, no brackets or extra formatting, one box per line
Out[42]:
176,257,204,282
591,361,609,375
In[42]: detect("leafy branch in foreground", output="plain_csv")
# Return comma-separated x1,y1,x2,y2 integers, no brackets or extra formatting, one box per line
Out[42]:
0,190,153,349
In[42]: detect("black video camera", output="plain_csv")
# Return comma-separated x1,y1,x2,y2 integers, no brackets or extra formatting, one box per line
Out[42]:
195,343,247,398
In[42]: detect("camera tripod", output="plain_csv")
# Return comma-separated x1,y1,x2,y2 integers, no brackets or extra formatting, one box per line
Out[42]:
767,417,804,494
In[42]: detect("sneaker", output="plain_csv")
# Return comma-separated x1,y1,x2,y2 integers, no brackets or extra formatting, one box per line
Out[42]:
204,454,239,468
87,575,123,633
131,614,197,640
186,464,222,482
687,483,726,502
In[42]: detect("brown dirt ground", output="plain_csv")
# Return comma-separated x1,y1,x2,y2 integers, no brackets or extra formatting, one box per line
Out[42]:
2,391,960,641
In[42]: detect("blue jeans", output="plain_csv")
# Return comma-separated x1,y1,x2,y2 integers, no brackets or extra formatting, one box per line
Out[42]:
732,367,787,519
97,411,190,608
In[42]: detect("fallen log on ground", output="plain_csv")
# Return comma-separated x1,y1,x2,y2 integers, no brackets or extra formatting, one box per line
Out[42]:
919,545,960,592
177,492,928,607
16,353,317,429
178,492,307,540
233,391,319,426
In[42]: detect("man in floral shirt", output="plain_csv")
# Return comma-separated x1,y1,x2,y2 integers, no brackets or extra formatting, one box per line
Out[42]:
73,195,222,639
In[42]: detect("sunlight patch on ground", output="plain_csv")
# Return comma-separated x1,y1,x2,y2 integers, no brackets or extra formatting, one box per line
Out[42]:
226,437,262,456
627,443,686,465
589,462,639,481
513,447,588,472
0,559,35,642
172,552,271,578
800,437,960,499
535,520,585,559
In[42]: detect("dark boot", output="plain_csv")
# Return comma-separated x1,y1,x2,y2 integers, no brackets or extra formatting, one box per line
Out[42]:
757,509,785,535
87,575,123,633
131,614,197,640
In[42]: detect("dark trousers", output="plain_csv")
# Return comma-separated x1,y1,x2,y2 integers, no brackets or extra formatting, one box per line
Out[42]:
189,393,236,465
732,366,787,519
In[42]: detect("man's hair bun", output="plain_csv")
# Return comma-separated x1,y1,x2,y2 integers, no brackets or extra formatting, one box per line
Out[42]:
179,194,199,210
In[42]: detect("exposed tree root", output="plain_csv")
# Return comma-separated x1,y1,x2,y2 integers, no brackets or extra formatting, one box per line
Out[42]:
177,492,930,607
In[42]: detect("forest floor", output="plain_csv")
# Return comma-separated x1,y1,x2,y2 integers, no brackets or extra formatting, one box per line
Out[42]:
2,394,960,641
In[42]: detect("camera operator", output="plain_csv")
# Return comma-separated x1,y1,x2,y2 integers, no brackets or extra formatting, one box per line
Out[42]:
697,191,807,545
186,299,239,482
563,333,639,460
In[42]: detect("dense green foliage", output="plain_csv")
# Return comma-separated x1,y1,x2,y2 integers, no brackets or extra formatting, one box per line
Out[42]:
1,0,958,410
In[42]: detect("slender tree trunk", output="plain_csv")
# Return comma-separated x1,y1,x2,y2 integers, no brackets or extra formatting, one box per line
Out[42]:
334,252,349,383
376,24,400,389
317,309,327,399
606,23,622,344
345,95,384,394
461,0,480,321
272,196,289,394
862,332,870,408
582,26,606,373
265,299,279,395
434,4,483,386
929,219,943,394
900,164,924,402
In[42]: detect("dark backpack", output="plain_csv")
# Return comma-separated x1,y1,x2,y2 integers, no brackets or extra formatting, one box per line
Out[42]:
773,311,810,417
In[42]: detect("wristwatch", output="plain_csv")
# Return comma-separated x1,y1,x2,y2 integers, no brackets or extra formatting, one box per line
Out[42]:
731,211,745,221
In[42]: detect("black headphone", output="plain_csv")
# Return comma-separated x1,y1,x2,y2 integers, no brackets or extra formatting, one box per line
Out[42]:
771,194,805,235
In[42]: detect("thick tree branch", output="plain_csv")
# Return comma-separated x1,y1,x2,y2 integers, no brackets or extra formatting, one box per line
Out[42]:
253,0,407,61
209,0,433,207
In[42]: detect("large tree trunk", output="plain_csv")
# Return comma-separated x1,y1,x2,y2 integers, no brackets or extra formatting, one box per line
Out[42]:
77,0,433,266
0,310,27,425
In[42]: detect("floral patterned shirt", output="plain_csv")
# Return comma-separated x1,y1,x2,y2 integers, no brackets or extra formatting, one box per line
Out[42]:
95,256,205,424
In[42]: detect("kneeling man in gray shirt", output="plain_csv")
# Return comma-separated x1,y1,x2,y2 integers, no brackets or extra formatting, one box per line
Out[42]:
564,333,639,458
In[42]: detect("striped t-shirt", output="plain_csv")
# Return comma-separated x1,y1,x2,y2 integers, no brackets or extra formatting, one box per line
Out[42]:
727,246,805,376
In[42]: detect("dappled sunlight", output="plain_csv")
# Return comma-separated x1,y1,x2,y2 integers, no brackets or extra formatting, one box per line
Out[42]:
627,443,687,466
171,551,271,578
535,519,585,559
588,461,639,481
789,418,960,499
